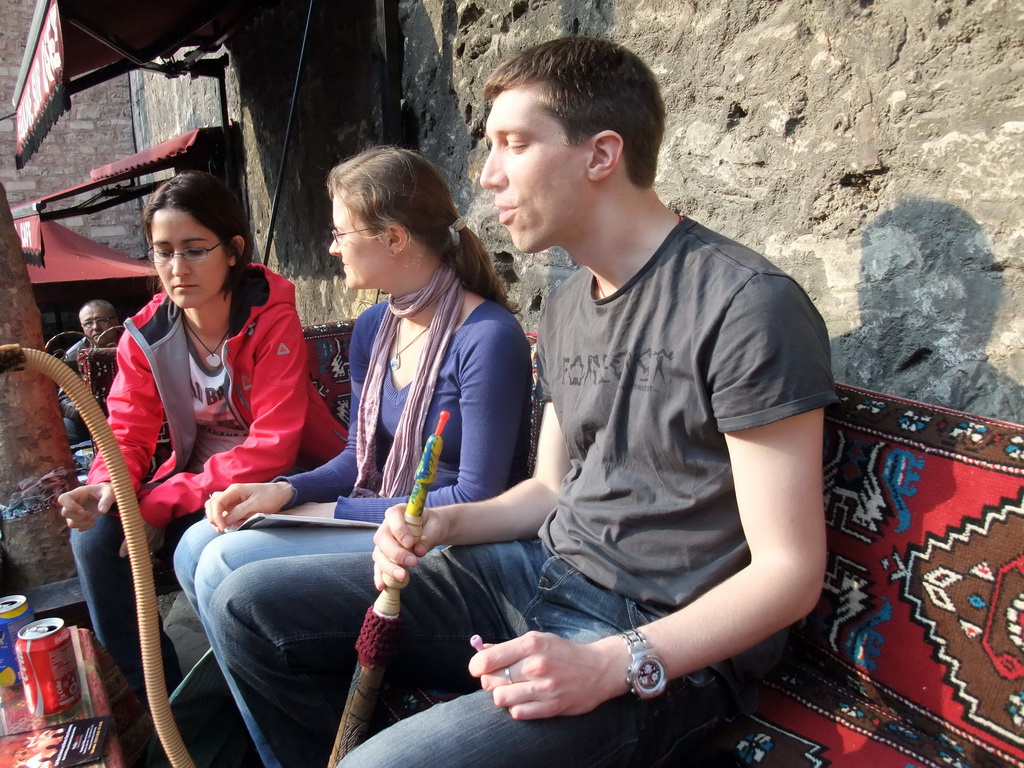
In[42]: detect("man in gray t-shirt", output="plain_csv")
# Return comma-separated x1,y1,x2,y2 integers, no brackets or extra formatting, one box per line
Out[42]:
210,37,838,768
537,216,836,709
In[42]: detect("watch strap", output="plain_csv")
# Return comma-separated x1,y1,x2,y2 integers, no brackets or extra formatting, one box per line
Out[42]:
621,628,649,652
621,628,649,693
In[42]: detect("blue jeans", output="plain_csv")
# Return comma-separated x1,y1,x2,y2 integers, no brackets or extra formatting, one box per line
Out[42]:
173,520,379,763
64,416,89,446
70,510,202,702
174,521,379,626
208,540,739,768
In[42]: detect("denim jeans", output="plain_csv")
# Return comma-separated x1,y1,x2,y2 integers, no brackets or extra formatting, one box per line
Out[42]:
174,521,379,626
70,509,202,701
173,520,379,763
209,540,739,768
64,416,90,446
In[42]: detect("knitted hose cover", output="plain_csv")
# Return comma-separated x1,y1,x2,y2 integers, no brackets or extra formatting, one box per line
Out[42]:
355,607,404,669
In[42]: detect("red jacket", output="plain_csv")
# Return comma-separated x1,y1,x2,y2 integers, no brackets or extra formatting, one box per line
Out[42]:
88,265,346,527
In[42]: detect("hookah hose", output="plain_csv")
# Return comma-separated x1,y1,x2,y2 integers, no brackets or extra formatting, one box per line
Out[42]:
0,344,195,768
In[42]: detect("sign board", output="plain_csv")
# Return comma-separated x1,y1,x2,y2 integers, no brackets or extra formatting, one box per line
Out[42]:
15,0,66,169
15,216,44,267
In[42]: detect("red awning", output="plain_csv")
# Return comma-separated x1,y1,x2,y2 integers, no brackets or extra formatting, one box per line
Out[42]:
10,127,223,223
13,0,274,167
19,216,152,282
90,127,220,182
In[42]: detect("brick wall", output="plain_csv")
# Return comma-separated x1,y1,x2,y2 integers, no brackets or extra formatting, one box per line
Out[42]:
0,0,144,258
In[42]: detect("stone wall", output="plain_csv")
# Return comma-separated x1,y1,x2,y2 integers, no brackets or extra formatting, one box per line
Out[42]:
129,0,383,324
107,0,1023,423
397,0,1024,422
0,0,140,257
225,0,381,324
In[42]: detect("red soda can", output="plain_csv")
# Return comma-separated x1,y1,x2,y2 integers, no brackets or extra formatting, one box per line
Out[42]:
0,595,34,685
16,617,81,716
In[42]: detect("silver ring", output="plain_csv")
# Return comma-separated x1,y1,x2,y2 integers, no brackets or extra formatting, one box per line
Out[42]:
504,666,514,685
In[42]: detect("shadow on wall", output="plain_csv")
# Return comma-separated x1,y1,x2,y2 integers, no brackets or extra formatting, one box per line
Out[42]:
401,0,465,151
558,2,614,39
227,0,378,283
832,199,1024,423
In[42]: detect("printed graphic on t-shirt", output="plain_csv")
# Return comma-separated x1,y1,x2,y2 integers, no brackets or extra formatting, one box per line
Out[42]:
558,348,673,392
185,354,247,473
189,355,246,437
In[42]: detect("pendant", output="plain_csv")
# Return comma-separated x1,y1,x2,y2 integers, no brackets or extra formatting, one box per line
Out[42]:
206,353,221,367
389,355,400,372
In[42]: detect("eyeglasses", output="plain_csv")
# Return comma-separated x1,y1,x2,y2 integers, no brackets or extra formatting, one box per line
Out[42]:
81,317,116,328
330,227,373,245
146,241,226,263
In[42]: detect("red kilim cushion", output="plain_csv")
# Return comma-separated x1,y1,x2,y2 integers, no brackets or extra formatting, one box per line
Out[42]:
699,383,1024,767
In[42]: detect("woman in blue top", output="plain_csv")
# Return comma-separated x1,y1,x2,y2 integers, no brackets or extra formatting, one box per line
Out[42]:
174,146,533,629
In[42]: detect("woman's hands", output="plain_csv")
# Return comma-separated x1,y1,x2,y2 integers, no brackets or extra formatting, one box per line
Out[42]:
204,481,294,532
58,483,115,532
58,482,165,556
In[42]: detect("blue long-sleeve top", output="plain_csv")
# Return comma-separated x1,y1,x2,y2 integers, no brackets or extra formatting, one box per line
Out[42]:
285,300,533,522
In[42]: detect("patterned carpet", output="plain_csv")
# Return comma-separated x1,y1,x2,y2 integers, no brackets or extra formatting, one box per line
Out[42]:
698,383,1024,767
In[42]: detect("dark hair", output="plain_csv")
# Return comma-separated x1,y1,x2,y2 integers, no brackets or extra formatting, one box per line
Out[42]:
327,146,514,311
143,171,253,295
484,36,665,188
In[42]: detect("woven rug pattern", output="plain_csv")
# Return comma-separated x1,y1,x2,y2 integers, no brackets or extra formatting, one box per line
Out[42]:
698,383,1024,767
301,320,354,431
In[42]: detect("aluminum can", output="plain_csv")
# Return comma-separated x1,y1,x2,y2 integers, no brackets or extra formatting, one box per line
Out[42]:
0,594,34,685
16,617,81,716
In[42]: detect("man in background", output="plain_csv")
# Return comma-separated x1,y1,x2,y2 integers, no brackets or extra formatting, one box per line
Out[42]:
61,299,120,445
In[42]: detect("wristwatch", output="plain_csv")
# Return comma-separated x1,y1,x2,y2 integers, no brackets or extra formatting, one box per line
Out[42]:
620,628,667,699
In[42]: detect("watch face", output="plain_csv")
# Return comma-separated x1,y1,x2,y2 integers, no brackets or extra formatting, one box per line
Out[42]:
636,658,665,694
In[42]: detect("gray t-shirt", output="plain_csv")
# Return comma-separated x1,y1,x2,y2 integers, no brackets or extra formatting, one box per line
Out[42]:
538,218,837,614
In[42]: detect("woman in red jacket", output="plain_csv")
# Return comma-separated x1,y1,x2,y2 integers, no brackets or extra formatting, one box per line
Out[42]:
57,171,345,703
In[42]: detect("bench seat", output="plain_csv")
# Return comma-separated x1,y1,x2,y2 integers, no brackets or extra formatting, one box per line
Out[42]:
688,383,1024,766
74,324,1024,766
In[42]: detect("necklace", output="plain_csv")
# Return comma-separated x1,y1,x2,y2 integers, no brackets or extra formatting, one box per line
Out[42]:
183,315,229,367
389,324,429,372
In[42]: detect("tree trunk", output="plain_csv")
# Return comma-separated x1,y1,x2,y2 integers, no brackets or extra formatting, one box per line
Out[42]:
0,182,78,591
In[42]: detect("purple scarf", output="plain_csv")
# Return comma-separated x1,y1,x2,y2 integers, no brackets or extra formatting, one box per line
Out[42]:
352,265,464,497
